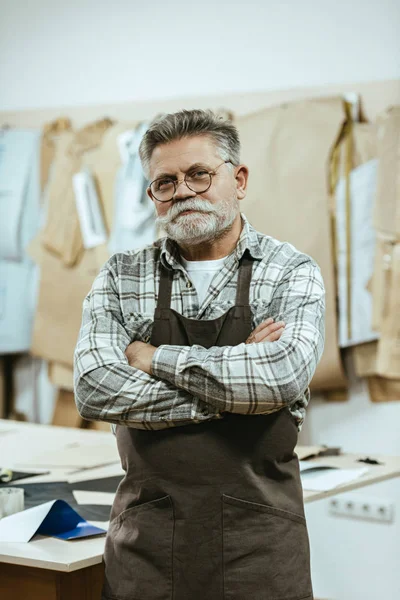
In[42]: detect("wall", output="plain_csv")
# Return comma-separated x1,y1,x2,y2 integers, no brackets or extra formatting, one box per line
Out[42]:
1,0,399,112
302,356,400,600
1,1,400,598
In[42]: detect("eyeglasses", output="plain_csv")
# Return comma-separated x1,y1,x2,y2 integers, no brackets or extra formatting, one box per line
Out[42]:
148,160,233,203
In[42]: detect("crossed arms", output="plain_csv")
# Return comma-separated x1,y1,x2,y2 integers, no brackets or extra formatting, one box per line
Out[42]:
73,259,325,429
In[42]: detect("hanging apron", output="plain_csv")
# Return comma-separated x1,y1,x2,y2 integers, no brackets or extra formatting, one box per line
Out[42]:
102,254,313,600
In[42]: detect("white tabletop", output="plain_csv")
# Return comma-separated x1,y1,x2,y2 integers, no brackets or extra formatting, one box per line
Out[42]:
1,419,399,572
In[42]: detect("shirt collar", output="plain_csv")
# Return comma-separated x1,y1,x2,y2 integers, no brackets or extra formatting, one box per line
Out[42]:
157,212,264,269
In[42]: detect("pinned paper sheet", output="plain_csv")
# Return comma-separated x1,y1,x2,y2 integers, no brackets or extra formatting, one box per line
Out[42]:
0,499,107,542
300,461,369,491
336,159,380,347
73,168,107,249
72,490,115,506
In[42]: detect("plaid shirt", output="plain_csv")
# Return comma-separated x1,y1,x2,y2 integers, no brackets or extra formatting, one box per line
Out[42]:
74,214,325,431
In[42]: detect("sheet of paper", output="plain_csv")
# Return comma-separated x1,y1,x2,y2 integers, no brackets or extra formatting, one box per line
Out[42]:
72,490,115,505
0,499,107,542
300,465,369,491
1,425,119,470
0,499,53,542
296,446,325,461
67,462,124,484
299,461,337,473
88,520,110,531
8,469,72,485
73,169,107,249
15,445,118,469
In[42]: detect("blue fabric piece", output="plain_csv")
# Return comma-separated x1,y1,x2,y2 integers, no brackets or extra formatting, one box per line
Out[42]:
36,499,106,540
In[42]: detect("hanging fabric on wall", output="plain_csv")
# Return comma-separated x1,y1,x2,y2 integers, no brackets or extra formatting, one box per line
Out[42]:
333,122,379,348
350,109,400,399
40,118,72,192
46,121,144,386
40,118,113,267
109,122,156,254
29,235,100,367
373,106,400,240
370,106,400,381
79,120,140,234
0,129,41,261
0,129,42,354
29,126,101,367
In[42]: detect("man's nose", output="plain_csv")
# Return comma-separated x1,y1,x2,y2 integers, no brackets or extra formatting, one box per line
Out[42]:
173,179,197,200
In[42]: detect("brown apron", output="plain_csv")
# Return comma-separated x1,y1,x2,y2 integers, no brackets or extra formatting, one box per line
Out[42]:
102,254,313,600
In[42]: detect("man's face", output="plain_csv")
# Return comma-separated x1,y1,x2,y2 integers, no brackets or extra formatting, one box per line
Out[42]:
147,135,243,246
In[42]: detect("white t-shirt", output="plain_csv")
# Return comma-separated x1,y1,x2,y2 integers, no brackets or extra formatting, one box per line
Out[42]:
181,256,228,306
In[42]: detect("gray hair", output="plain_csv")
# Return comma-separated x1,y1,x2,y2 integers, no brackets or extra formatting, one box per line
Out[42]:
138,109,240,179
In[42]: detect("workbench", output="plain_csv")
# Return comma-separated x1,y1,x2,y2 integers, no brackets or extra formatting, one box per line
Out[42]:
1,419,399,599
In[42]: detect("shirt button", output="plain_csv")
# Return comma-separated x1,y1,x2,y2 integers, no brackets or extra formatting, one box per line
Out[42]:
144,335,151,343
186,281,192,288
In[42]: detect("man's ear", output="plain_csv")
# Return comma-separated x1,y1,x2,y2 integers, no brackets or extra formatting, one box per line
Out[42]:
146,187,154,202
235,164,249,200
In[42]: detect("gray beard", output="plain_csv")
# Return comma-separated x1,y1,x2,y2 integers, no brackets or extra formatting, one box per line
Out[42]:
156,196,239,245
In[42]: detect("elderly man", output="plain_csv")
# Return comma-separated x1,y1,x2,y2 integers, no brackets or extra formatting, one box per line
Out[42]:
74,109,325,600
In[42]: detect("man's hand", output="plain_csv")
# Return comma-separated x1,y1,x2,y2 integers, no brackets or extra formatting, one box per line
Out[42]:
126,318,284,373
245,318,285,344
125,341,157,375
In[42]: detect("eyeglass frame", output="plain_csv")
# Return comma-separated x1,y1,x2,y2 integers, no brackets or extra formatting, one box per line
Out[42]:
148,160,234,203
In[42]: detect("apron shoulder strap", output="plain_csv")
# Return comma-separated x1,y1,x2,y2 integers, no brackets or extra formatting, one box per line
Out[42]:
157,264,174,309
235,253,253,305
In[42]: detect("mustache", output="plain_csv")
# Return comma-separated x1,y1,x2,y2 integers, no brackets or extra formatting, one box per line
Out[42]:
157,199,217,224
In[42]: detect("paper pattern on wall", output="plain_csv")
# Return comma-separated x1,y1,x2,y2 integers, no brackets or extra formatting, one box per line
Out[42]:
236,97,347,391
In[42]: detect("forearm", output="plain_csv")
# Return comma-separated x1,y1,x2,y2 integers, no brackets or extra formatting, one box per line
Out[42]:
151,323,324,414
74,360,216,429
74,287,216,428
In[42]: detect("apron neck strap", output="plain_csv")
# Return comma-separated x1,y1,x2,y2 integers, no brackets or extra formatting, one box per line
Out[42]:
235,252,253,305
157,263,174,309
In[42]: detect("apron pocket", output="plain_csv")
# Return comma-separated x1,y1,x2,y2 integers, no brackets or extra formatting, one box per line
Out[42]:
103,495,174,600
222,494,312,600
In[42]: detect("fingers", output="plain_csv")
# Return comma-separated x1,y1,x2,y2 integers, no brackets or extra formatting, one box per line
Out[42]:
251,317,274,336
246,320,286,344
258,321,285,342
264,326,285,342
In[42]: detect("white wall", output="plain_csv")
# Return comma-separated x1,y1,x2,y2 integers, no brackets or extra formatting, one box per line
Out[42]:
0,0,399,111
301,357,400,600
1,1,400,598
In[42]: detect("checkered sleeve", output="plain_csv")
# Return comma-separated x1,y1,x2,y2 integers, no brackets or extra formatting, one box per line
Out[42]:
73,264,218,429
151,258,325,414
